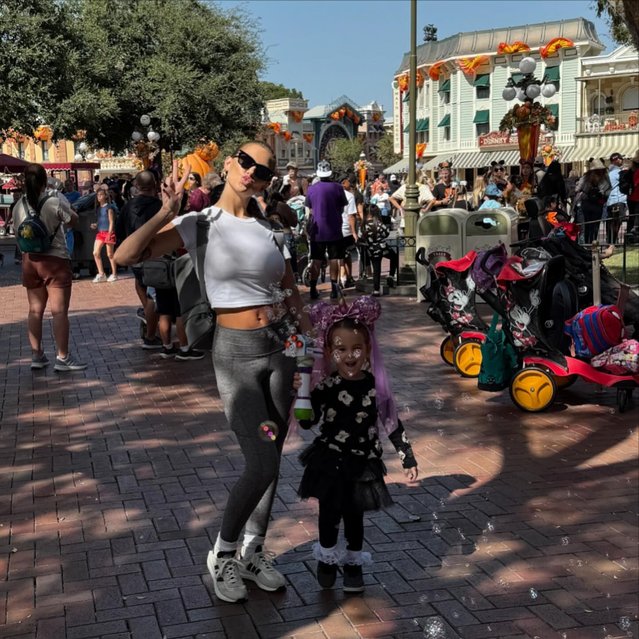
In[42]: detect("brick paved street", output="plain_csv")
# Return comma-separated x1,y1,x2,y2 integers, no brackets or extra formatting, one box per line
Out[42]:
0,248,637,639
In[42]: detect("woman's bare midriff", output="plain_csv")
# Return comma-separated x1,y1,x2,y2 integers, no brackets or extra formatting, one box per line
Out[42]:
215,305,278,330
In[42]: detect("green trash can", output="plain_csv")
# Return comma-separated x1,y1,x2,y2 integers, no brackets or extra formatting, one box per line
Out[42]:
415,208,467,301
463,207,519,254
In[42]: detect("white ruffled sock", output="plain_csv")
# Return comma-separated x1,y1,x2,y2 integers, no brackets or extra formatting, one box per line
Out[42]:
240,533,265,559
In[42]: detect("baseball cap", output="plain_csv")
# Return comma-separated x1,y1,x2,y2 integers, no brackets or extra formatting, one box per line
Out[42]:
316,160,332,178
609,152,623,162
286,161,298,169
390,174,397,181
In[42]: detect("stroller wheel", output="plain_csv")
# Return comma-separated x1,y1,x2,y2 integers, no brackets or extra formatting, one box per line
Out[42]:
453,339,483,378
617,388,634,414
302,264,312,287
439,336,456,367
510,367,556,412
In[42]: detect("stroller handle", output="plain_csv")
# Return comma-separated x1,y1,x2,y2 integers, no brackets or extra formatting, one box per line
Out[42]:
415,247,429,267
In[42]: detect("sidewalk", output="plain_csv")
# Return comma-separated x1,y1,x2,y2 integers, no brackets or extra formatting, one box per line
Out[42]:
0,256,637,639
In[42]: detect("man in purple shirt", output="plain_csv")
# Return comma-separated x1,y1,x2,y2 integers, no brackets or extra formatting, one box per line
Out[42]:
305,160,348,299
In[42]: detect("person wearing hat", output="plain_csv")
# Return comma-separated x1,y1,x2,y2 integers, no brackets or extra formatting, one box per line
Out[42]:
605,152,627,244
281,161,307,198
625,150,639,240
575,158,611,244
305,160,348,299
478,183,504,210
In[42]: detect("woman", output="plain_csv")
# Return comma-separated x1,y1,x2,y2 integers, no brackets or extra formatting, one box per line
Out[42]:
91,186,118,282
537,160,567,212
115,142,312,604
14,163,87,371
575,159,611,244
186,172,209,212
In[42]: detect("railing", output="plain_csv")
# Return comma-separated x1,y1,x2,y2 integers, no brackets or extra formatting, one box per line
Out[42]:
576,111,639,135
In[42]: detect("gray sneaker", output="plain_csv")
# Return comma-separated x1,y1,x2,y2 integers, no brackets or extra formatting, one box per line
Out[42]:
54,355,88,372
239,548,286,591
31,353,50,370
207,551,247,603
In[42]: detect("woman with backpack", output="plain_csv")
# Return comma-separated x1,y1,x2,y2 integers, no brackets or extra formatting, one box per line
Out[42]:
115,141,312,604
13,163,87,372
575,159,611,245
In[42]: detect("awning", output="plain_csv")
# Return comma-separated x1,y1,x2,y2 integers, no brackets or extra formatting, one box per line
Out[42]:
453,149,521,169
474,74,490,88
403,91,410,103
569,135,639,162
544,66,560,82
439,79,450,92
417,118,430,132
510,73,525,85
423,153,453,170
547,104,559,117
473,110,490,124
383,157,410,175
42,162,100,171
556,146,578,163
438,114,451,127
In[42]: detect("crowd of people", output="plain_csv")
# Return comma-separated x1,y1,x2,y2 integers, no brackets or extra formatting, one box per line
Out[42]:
4,141,637,604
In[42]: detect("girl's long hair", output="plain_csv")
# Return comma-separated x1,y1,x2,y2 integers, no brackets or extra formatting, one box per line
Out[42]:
24,163,47,210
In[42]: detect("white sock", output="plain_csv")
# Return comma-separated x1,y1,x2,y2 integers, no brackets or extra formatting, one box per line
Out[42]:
241,533,265,559
179,345,189,352
163,343,172,349
214,534,237,557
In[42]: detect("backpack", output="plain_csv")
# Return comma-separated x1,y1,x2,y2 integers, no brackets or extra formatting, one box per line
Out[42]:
174,218,215,350
477,313,519,392
618,169,633,196
16,195,59,253
564,304,624,359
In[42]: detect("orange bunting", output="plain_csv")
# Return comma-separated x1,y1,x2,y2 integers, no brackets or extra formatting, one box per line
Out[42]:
302,133,314,144
330,111,341,120
289,111,304,123
267,122,281,134
428,61,446,81
416,143,427,159
457,55,488,75
497,41,531,55
353,114,361,125
398,74,409,92
540,37,575,58
33,125,54,142
282,131,292,142
416,69,425,88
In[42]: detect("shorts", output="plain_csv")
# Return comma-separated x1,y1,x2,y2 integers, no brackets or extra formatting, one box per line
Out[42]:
95,231,116,245
155,287,181,320
342,235,356,251
132,265,145,286
310,239,345,261
22,253,72,289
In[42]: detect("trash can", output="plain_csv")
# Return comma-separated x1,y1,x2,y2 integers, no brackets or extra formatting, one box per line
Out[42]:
463,207,519,255
71,208,99,276
415,208,467,301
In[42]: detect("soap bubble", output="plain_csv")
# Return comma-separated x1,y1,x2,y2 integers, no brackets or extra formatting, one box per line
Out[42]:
618,616,631,631
561,536,570,545
486,521,495,532
423,616,446,639
432,523,442,534
258,421,279,442
433,398,445,410
529,587,538,600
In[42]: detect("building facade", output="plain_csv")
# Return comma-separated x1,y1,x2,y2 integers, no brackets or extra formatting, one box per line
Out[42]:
263,96,386,174
387,18,611,179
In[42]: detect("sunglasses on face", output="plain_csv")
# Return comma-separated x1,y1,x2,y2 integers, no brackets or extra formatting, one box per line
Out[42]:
493,167,505,172
188,176,196,180
234,149,274,182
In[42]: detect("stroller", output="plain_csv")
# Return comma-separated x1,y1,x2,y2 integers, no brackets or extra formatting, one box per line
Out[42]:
417,247,489,377
489,250,637,413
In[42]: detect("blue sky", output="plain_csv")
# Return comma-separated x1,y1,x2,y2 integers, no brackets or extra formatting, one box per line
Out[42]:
216,0,614,114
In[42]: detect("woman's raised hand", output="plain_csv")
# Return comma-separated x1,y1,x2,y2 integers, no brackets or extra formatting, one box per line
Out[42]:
160,160,192,218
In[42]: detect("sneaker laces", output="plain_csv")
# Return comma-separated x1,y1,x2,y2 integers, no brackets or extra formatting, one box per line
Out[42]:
218,557,243,586
251,549,277,573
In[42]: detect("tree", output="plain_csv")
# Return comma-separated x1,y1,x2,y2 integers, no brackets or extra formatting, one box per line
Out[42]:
1,0,266,152
373,132,402,169
325,137,363,177
595,0,639,49
259,81,304,102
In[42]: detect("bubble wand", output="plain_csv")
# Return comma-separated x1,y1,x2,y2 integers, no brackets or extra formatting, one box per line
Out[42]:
284,334,316,421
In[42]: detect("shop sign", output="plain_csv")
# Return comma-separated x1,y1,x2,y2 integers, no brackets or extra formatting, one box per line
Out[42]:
479,131,518,148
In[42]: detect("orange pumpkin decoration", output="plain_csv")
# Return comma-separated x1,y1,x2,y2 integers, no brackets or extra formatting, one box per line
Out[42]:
330,112,341,121
416,69,425,88
398,74,409,92
180,153,211,184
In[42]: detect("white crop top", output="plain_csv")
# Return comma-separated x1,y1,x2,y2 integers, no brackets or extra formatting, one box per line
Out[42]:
172,207,289,309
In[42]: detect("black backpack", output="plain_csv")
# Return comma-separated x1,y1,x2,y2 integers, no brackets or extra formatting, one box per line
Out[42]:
618,169,633,196
16,195,59,254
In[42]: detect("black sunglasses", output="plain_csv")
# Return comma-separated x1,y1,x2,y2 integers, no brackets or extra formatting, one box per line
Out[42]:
493,166,505,172
234,150,274,182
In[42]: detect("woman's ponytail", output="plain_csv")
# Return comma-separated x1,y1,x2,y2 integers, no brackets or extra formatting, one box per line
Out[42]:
24,163,47,211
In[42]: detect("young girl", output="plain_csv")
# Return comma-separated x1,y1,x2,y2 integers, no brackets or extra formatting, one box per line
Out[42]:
295,296,418,593
362,204,398,296
91,186,118,282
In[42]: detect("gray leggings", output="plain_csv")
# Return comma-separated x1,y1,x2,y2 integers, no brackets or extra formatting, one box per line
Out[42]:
213,322,296,543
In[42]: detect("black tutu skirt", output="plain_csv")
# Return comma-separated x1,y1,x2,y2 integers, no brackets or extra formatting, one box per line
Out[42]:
298,442,393,512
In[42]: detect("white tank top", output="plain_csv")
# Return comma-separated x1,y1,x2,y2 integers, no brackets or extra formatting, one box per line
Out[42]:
172,207,288,309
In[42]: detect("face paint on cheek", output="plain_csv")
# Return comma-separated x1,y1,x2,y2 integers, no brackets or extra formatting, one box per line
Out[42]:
353,349,362,359
332,351,342,362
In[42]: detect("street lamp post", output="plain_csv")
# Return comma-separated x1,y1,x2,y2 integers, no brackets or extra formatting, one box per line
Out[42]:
401,0,419,285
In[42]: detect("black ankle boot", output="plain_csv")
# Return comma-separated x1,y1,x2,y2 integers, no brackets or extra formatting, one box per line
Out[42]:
316,561,337,588
343,563,364,592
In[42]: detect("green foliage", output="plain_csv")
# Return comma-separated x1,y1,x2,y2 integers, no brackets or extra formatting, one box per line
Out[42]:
0,0,266,152
259,81,304,101
325,138,363,176
374,132,401,168
594,0,639,48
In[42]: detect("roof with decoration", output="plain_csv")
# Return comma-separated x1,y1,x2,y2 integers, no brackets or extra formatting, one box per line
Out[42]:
303,95,364,121
395,17,604,74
